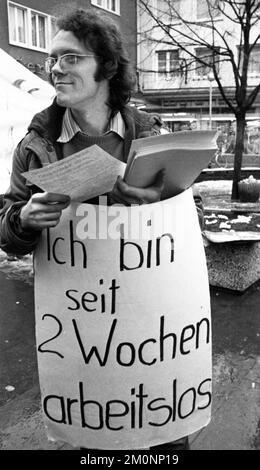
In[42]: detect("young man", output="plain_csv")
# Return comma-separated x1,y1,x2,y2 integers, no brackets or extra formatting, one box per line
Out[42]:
0,10,168,256
0,9,202,449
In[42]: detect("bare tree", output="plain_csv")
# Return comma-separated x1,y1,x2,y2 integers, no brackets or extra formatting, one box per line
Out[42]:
138,0,260,200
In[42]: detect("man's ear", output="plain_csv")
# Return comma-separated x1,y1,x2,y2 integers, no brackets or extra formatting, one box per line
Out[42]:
103,59,118,79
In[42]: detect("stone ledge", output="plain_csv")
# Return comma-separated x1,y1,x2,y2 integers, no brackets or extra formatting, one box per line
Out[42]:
205,240,260,291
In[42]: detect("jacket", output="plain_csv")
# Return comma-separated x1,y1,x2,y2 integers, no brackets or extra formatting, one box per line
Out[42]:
0,100,203,255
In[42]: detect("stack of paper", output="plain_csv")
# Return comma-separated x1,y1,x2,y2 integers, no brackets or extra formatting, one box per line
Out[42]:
23,130,217,202
124,130,217,198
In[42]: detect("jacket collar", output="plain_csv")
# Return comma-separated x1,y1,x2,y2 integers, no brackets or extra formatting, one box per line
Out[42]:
57,108,126,142
28,98,66,143
27,100,163,162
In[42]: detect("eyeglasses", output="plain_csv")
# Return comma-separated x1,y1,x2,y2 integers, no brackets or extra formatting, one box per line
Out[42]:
45,53,96,74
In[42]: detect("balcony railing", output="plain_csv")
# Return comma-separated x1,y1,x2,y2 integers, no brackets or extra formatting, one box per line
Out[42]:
141,72,183,91
140,70,260,91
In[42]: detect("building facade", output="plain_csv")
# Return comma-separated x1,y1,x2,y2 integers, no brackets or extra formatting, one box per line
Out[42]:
137,0,260,133
0,0,137,80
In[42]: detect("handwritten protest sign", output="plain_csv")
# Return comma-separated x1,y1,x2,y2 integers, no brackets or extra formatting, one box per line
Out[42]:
34,189,212,449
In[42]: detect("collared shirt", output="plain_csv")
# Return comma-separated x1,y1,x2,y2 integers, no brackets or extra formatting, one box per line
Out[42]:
57,108,125,143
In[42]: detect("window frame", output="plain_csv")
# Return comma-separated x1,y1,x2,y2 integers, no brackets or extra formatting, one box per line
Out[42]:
195,0,221,22
156,0,181,17
91,0,120,16
248,47,260,75
194,46,219,78
7,1,56,52
237,45,260,77
156,0,181,26
157,49,181,78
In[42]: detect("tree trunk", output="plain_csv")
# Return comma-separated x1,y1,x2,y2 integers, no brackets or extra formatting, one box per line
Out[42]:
231,115,246,200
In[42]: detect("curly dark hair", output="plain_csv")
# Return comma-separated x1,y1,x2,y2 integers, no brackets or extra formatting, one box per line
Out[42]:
53,8,135,116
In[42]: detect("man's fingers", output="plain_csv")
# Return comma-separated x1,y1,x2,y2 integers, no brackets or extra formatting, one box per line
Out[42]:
32,219,61,229
116,169,165,204
115,177,147,201
116,176,136,196
25,202,68,213
111,186,140,206
41,212,62,221
24,210,61,224
119,169,165,195
42,202,70,212
19,192,70,231
33,192,71,204
112,195,139,206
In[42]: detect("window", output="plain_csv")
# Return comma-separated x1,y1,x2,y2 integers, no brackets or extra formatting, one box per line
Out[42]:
196,0,220,20
31,12,46,49
157,50,180,77
248,46,260,74
8,2,55,51
157,0,180,21
238,45,260,76
91,0,120,15
158,51,167,73
8,3,27,44
195,47,219,77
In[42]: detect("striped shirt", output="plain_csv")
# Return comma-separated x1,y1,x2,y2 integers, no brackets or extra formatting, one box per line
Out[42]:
57,108,125,143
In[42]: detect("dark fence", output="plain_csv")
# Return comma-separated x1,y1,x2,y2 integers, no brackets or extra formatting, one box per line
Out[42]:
196,167,260,182
196,152,260,182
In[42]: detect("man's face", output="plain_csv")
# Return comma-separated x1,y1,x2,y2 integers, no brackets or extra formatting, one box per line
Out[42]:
49,30,107,110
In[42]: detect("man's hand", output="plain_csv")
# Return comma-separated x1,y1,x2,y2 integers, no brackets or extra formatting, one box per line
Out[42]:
20,192,71,231
110,170,165,206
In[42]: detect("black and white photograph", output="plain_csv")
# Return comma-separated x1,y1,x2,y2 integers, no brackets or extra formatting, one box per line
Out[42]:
0,0,259,463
